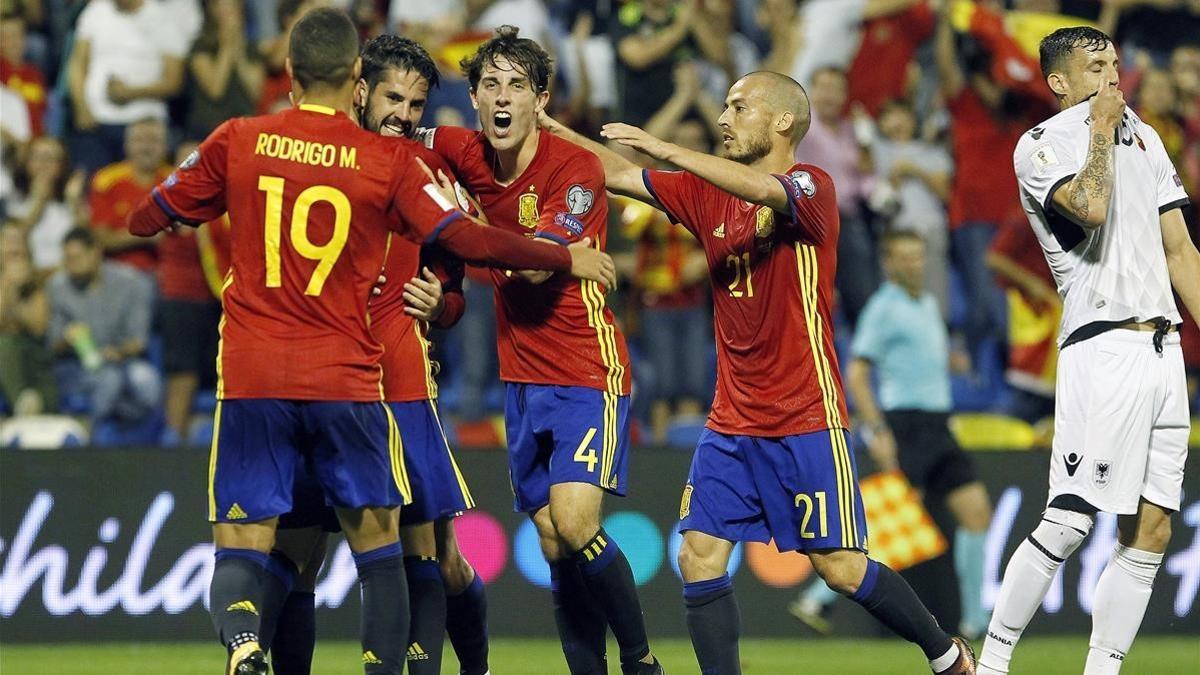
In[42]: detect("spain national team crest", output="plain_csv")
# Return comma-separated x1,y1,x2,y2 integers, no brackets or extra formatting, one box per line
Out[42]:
1093,461,1112,489
679,485,693,519
518,191,539,229
755,206,775,251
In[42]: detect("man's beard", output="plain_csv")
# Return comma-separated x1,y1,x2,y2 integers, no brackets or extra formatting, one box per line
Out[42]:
724,128,772,164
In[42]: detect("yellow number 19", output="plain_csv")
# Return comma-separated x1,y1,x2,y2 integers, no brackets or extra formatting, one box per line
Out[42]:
258,176,352,296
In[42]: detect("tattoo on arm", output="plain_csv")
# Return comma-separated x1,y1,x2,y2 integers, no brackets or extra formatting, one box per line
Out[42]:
1067,131,1115,223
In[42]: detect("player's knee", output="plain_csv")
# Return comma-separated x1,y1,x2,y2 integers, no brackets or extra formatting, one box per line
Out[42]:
676,539,721,581
1032,507,1094,559
549,511,599,552
810,553,866,595
440,552,475,595
1121,512,1171,552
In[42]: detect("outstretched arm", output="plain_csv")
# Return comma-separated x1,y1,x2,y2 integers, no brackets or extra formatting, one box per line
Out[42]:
539,112,653,202
601,122,790,213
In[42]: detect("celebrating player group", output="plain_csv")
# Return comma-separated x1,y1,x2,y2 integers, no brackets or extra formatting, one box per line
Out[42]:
125,5,1195,675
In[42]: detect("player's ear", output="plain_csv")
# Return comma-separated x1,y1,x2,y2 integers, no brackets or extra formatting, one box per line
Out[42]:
1046,71,1068,99
777,110,794,137
535,89,550,113
353,78,368,110
285,56,293,81
468,87,479,110
351,57,362,83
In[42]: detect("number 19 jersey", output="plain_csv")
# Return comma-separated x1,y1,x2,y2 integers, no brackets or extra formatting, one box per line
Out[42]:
150,104,462,401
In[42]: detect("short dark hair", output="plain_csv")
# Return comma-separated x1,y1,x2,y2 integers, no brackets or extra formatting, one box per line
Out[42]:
1039,26,1112,79
288,7,359,89
361,34,439,91
881,228,925,254
810,66,847,85
63,227,97,249
459,25,552,93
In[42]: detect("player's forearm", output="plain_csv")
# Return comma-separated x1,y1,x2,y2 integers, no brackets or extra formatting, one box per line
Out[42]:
659,143,790,213
847,359,886,429
67,42,89,110
1061,128,1116,229
127,192,174,236
1167,241,1200,323
542,117,646,198
436,216,571,272
617,22,688,71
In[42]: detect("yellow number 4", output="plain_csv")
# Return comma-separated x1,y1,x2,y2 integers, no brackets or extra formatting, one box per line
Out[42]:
795,491,828,539
259,176,352,296
573,427,599,473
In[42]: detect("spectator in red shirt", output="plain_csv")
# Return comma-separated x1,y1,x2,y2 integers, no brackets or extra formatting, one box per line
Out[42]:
256,0,315,114
934,1,1033,358
87,117,171,275
846,0,935,117
158,141,221,443
0,10,46,136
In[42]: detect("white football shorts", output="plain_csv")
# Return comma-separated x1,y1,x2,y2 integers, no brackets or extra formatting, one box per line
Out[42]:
1049,329,1189,515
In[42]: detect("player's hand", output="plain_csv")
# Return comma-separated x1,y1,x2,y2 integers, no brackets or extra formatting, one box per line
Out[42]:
866,425,899,472
415,157,461,214
403,267,446,322
369,273,386,301
74,104,97,132
1090,77,1125,131
567,236,617,289
107,77,135,104
600,123,671,161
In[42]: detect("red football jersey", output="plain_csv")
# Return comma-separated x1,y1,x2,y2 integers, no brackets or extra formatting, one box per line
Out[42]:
147,104,463,401
373,233,467,401
421,126,631,395
643,164,849,436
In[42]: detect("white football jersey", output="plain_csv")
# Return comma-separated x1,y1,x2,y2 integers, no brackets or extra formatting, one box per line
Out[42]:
1014,101,1190,346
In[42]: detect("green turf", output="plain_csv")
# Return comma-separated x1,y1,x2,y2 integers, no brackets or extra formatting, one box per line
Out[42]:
1,637,1197,674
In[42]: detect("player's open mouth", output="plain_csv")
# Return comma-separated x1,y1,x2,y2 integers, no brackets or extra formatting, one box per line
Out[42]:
382,120,407,137
493,111,513,137
722,132,734,144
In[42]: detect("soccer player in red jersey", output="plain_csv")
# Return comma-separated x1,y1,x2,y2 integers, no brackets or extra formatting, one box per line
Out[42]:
125,9,615,675
261,36,492,675
543,70,978,674
416,27,662,675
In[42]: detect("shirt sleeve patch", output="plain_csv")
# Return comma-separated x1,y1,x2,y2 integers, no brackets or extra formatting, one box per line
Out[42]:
1031,143,1059,171
566,184,595,215
413,127,436,150
789,170,817,198
553,212,586,236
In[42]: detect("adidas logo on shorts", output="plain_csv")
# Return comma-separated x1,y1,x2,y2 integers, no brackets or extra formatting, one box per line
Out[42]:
226,503,248,520
407,643,430,661
225,600,258,615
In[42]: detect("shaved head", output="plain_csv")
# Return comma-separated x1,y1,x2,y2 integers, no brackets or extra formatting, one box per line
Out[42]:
740,71,811,143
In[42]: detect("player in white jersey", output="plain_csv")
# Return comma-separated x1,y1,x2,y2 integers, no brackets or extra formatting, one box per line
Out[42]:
979,27,1200,675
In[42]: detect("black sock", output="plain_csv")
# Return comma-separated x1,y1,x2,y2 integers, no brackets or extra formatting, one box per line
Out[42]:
354,543,409,675
258,551,298,651
404,556,446,675
683,574,740,675
572,529,650,667
210,548,268,649
446,573,489,675
849,558,954,660
271,591,316,675
550,558,608,674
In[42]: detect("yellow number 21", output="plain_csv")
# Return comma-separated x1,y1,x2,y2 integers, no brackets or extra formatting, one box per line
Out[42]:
258,176,351,296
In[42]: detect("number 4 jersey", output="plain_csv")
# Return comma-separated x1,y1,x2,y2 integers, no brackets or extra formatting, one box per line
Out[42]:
130,104,571,401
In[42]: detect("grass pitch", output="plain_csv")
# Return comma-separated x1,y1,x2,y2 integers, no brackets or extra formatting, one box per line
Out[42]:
2,637,1197,674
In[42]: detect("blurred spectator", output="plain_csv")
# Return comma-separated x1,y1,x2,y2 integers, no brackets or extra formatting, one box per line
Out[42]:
0,223,56,415
468,0,550,43
1113,0,1200,58
185,0,264,139
7,135,86,273
158,141,220,443
795,66,879,324
257,0,317,114
48,227,160,426
934,1,1030,358
556,6,618,123
66,0,187,173
0,9,47,136
1137,68,1186,162
87,117,170,275
986,219,1059,424
870,98,952,315
0,81,31,204
612,0,729,126
845,0,935,118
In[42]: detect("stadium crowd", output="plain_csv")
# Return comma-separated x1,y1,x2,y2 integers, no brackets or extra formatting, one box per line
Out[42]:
1,0,1199,448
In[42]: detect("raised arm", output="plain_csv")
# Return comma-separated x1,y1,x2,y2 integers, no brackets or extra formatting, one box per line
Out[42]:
1049,81,1124,229
1162,208,1200,322
601,122,790,213
539,112,653,202
616,3,691,72
933,1,965,99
